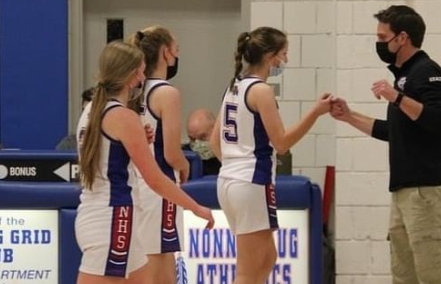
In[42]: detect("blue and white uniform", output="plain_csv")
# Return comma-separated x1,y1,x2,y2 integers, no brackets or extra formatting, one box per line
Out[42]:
218,77,278,235
75,100,147,278
137,78,183,254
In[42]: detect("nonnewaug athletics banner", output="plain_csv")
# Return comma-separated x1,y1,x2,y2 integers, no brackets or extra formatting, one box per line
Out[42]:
178,210,309,284
0,210,58,284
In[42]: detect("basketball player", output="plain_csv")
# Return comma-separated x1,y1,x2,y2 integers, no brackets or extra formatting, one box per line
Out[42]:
210,27,332,284
129,26,189,284
75,41,214,284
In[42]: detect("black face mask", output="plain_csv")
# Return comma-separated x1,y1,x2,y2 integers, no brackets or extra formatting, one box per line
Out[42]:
376,34,400,64
166,57,179,80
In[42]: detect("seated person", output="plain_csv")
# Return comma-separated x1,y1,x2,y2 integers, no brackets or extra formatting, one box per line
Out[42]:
56,88,94,150
183,108,221,175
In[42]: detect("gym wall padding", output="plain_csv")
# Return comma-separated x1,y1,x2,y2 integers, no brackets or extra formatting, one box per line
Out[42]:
0,0,68,149
0,176,322,284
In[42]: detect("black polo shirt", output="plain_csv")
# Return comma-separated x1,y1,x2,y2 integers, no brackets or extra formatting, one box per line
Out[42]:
372,50,441,191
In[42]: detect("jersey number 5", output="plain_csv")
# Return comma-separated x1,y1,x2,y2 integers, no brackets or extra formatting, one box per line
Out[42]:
223,103,238,143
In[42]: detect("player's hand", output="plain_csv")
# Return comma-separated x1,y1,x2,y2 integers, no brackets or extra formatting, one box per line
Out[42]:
313,93,333,116
193,206,215,230
144,123,155,144
179,160,190,184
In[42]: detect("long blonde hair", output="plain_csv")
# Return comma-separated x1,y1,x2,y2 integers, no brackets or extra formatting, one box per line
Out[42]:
80,41,144,189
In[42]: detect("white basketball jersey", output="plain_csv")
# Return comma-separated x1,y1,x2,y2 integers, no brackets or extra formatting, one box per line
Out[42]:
76,100,139,206
219,77,276,185
139,78,178,181
137,79,183,253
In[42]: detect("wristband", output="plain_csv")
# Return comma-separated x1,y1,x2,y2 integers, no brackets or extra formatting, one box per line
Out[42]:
393,92,404,107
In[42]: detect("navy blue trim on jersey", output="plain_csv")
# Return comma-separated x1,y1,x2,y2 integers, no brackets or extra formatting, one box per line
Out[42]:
107,142,134,206
145,82,171,121
144,80,176,181
153,120,176,181
244,80,264,114
251,113,274,185
100,104,124,143
101,131,123,144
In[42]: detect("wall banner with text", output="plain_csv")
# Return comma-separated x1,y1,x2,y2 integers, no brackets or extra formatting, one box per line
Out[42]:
177,210,309,284
0,210,58,284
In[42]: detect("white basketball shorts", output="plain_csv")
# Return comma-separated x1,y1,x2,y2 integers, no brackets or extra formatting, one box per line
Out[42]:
75,204,147,278
217,177,279,235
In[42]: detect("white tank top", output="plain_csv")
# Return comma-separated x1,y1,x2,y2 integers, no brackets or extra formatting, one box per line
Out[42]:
77,100,139,206
219,77,276,185
139,78,178,181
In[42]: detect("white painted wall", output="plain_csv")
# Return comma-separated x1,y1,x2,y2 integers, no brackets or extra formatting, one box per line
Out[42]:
77,0,241,140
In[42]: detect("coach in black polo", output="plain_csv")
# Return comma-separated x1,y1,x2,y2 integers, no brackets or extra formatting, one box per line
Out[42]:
331,5,441,284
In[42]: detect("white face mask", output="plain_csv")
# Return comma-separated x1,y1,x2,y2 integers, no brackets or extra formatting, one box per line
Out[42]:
189,139,215,160
269,59,286,77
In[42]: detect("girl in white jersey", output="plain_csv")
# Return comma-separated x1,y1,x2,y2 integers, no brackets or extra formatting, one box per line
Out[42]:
210,27,332,284
76,41,214,284
129,26,189,284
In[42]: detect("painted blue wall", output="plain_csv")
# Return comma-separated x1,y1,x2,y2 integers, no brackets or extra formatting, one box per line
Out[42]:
0,0,68,149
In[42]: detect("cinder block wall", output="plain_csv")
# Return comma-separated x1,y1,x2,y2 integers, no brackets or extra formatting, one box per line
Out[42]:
249,1,441,283
251,0,336,192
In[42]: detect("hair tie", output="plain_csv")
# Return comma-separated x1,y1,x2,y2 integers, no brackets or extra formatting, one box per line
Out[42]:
97,81,110,90
245,32,251,41
136,31,145,41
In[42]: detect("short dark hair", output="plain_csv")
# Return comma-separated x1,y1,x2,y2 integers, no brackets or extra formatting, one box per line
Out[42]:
81,87,94,104
374,5,426,48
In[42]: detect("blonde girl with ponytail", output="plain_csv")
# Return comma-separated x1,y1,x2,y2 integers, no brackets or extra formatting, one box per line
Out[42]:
75,41,214,284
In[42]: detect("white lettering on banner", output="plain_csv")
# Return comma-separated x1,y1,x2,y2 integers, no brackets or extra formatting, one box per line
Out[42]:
183,210,309,284
9,167,36,177
71,164,80,180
